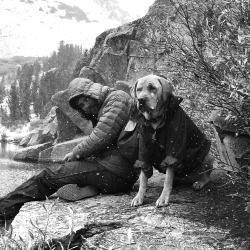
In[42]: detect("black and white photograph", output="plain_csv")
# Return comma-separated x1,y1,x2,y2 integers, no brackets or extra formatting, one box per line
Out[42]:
0,0,250,249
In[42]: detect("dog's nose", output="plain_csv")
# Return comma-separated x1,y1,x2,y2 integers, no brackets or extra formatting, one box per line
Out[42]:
138,98,145,108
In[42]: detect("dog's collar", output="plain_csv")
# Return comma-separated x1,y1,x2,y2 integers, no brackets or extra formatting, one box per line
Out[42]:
145,116,162,124
144,102,166,129
145,112,166,129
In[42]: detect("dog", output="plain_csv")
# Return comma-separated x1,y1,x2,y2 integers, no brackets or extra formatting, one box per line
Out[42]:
130,75,214,207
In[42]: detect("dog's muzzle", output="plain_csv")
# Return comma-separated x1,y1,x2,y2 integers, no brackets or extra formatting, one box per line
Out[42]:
138,98,152,113
138,98,146,110
138,97,155,112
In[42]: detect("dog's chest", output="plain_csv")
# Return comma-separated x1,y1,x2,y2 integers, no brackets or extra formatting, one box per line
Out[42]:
149,127,165,149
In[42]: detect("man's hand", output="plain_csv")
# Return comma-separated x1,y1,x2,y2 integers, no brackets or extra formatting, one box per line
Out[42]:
63,152,78,162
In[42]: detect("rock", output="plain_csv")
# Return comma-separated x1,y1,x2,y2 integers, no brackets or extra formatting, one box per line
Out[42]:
89,20,142,86
42,106,57,125
223,135,250,177
209,109,247,136
212,126,240,172
19,107,57,147
19,133,32,147
10,172,248,249
29,119,43,130
13,142,53,162
51,90,93,135
210,109,250,174
40,101,55,119
79,66,106,85
42,118,57,140
115,80,131,94
55,108,83,144
87,0,181,87
27,129,43,146
26,128,55,147
38,137,86,163
223,135,250,160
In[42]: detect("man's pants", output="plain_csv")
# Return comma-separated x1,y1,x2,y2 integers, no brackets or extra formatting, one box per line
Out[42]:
0,160,134,220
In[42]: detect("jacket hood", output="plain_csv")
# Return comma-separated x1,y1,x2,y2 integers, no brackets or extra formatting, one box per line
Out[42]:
68,78,112,110
167,95,183,113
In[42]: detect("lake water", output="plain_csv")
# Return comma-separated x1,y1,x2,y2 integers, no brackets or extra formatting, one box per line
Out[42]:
0,142,49,197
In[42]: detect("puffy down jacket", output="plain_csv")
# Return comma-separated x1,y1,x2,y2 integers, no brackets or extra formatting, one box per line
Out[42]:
68,78,138,180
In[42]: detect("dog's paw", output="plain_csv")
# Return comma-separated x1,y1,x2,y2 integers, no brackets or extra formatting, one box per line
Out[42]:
193,178,210,190
155,195,170,207
131,193,144,207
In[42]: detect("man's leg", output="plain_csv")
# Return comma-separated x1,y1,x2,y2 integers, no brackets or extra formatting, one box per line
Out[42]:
0,160,134,220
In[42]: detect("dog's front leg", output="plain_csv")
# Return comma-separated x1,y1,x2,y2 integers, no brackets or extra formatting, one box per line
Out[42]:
156,166,174,207
131,171,148,206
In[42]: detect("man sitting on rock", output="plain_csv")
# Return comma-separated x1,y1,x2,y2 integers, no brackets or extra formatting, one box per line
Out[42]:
0,77,139,223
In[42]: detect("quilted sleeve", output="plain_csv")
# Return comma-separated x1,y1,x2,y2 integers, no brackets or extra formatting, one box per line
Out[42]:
72,93,131,158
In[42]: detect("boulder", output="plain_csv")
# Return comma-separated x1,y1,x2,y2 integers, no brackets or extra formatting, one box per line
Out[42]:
13,142,53,162
40,101,55,119
42,118,57,140
19,107,57,147
25,124,56,147
87,0,180,87
79,66,106,85
27,129,43,146
51,90,92,135
55,108,83,144
89,20,143,86
42,106,57,125
114,80,131,94
38,137,86,163
19,133,32,147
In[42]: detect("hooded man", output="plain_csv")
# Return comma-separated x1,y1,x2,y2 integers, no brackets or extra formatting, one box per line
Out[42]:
0,78,139,222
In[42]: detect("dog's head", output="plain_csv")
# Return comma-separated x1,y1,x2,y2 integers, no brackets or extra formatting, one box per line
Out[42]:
131,75,173,121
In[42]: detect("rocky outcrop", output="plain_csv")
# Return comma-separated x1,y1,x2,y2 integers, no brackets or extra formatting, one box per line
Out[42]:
87,0,173,86
79,66,106,85
9,171,250,249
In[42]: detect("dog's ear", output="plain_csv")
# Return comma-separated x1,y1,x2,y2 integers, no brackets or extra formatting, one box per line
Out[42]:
157,76,174,101
130,80,138,99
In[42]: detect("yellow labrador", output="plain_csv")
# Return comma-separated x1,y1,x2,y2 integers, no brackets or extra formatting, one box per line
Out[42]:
131,75,214,207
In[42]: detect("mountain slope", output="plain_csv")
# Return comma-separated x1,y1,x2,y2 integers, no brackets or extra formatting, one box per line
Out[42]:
0,0,154,58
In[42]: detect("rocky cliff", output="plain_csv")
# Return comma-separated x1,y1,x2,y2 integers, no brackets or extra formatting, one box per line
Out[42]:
88,0,176,86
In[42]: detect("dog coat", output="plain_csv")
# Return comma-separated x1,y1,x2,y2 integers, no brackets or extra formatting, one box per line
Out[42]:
138,95,211,178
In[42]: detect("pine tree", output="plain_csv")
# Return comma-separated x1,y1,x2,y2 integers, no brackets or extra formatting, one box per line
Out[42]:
72,48,93,78
0,76,6,104
8,82,20,122
18,63,33,121
31,61,42,116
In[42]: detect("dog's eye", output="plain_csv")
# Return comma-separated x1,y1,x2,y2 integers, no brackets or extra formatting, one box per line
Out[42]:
136,87,142,93
148,85,156,91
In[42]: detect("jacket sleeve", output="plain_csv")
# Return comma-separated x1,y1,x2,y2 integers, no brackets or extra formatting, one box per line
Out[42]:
72,93,131,158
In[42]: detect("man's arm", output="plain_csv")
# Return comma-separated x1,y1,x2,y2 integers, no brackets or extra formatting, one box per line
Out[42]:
72,93,131,159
